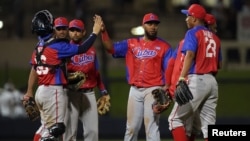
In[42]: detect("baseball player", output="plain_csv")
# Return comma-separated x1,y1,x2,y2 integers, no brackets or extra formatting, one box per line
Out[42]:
167,13,220,141
168,4,222,141
204,13,217,34
32,16,69,141
167,39,202,141
100,13,173,141
63,19,110,141
23,10,103,141
184,13,220,141
53,17,69,39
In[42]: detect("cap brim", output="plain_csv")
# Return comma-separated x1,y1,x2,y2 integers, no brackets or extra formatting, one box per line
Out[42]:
69,26,83,30
181,10,189,15
143,20,160,24
55,25,68,27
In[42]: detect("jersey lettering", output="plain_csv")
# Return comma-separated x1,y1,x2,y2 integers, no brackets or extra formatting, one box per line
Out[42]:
132,47,157,59
203,30,216,58
35,55,49,75
71,54,94,65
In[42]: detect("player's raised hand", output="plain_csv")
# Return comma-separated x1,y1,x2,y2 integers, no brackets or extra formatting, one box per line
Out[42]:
101,20,106,32
92,14,103,35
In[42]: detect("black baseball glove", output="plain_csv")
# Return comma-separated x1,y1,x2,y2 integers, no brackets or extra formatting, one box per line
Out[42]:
151,88,172,114
22,96,40,121
174,80,193,106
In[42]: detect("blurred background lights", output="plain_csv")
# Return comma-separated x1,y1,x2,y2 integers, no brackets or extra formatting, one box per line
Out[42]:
131,26,144,36
0,20,3,29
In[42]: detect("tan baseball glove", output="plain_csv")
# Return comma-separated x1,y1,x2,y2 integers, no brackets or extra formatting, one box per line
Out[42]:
151,88,172,114
67,71,86,91
22,96,40,121
97,94,111,115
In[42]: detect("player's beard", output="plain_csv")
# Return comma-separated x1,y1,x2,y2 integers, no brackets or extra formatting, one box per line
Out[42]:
145,30,157,40
71,37,82,44
57,33,67,39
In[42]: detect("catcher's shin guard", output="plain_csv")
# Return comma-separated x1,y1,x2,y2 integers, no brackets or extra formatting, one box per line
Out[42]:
40,136,56,141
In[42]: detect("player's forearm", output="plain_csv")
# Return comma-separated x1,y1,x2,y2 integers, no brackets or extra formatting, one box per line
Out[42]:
26,67,38,95
96,71,106,91
78,33,97,53
78,15,102,53
101,30,114,54
180,51,194,79
97,81,108,96
165,58,175,85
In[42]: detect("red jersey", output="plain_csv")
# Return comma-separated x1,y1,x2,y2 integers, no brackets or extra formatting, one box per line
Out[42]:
30,39,79,86
112,37,172,87
67,44,106,91
182,26,221,74
168,40,185,96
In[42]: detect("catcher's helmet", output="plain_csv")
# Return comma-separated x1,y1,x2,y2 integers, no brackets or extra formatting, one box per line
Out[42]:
31,10,54,36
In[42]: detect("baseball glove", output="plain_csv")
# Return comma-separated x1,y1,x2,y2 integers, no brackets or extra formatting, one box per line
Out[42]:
174,80,193,106
97,95,111,115
22,96,40,121
151,88,172,114
67,71,86,91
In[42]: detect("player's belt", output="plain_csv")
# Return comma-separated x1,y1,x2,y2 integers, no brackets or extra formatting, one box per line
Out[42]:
78,88,93,93
196,72,214,76
131,84,145,88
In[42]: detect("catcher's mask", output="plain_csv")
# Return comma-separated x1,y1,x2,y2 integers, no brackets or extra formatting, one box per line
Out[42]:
31,10,54,37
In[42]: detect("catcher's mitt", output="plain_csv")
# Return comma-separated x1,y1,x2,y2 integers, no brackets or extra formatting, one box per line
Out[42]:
174,80,193,106
97,95,111,115
67,71,86,91
151,88,172,114
22,96,40,121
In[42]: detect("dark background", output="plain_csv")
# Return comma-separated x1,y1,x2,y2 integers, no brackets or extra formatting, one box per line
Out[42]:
0,0,250,140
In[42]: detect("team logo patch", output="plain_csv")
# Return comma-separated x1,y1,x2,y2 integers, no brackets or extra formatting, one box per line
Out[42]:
132,47,157,59
71,54,94,65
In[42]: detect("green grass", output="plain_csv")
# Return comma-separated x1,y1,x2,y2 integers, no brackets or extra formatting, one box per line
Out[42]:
217,83,250,117
216,69,250,79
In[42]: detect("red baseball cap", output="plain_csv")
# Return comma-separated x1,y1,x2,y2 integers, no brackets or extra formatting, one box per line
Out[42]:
204,14,216,25
69,19,85,30
54,17,68,27
181,4,206,19
142,13,160,24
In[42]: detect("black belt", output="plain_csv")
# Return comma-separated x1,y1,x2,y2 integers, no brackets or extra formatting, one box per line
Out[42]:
78,88,93,93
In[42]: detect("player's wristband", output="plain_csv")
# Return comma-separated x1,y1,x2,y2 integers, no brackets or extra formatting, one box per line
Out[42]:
179,77,185,81
101,30,110,42
101,90,108,95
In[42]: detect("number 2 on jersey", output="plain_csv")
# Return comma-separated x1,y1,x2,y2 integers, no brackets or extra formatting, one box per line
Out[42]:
205,37,216,58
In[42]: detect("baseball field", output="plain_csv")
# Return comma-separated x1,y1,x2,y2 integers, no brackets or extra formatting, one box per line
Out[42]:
0,69,250,141
0,68,250,118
